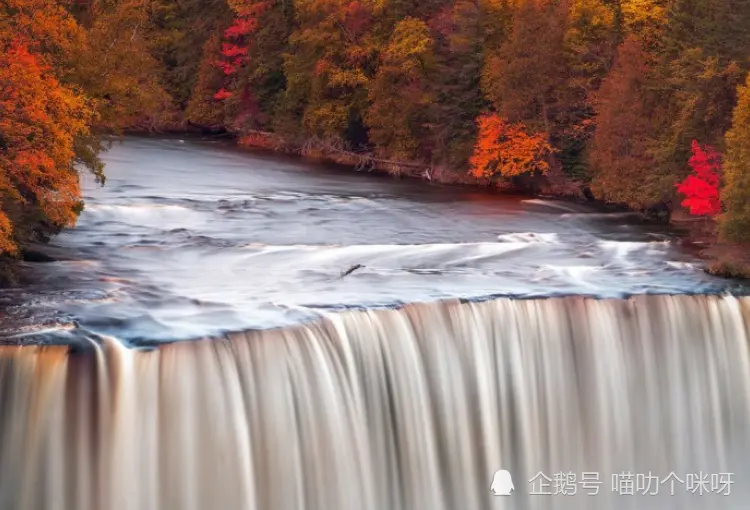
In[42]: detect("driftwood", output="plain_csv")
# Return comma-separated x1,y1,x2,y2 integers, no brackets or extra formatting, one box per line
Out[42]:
340,264,365,279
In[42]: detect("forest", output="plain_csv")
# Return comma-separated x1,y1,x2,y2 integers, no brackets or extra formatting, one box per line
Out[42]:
2,0,750,264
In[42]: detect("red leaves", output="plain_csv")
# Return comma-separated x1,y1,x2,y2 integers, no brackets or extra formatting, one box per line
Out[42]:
214,1,270,81
675,140,722,217
342,1,372,38
687,139,721,188
213,88,232,101
221,43,249,58
217,42,249,75
224,18,257,39
7,38,43,70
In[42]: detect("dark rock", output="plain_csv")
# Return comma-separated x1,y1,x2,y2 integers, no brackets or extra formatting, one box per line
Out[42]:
21,249,58,263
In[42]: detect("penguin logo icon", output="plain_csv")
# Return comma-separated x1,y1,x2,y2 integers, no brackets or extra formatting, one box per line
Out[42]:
490,470,515,496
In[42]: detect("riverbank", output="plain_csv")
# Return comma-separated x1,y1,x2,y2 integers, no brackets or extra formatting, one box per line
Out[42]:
671,211,750,280
239,131,750,281
237,130,592,199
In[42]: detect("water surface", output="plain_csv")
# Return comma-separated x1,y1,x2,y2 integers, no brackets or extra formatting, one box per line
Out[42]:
0,137,733,342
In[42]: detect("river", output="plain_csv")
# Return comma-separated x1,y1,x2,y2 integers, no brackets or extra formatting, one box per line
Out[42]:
0,137,748,510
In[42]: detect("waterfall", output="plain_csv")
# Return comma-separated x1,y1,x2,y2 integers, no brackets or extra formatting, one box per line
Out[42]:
1,294,749,510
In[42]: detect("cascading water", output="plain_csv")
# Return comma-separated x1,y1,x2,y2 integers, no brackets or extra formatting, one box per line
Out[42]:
2,294,749,510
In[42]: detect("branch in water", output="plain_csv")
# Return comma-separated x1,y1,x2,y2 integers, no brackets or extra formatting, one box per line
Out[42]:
340,264,365,278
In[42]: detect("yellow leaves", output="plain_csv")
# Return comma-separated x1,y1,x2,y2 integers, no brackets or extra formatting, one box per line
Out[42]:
469,114,554,179
565,0,616,53
569,0,615,29
0,212,15,256
382,17,432,67
76,0,173,130
285,0,378,139
620,0,668,43
365,16,435,161
303,101,351,136
323,63,369,89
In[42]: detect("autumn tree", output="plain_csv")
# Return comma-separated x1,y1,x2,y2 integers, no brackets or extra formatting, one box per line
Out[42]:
481,0,568,134
211,0,292,132
207,0,271,131
647,0,750,189
0,35,95,253
280,0,377,144
149,0,233,109
560,0,617,177
427,0,491,168
588,36,665,208
651,53,743,185
365,17,435,160
619,0,670,52
720,74,750,242
664,0,750,64
675,141,722,217
469,114,554,180
74,0,173,130
185,33,232,129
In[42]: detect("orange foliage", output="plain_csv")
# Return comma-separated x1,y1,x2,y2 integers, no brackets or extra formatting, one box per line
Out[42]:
0,36,93,253
469,114,554,179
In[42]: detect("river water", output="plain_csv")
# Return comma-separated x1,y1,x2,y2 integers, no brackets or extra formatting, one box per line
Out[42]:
0,137,748,510
0,137,733,342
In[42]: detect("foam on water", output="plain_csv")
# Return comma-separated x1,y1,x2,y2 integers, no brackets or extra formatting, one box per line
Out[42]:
2,137,737,341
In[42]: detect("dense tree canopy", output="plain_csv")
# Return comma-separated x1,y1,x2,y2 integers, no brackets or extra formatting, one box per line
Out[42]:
721,74,750,242
3,0,750,256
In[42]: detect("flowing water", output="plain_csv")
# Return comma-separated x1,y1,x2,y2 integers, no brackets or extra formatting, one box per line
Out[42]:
0,137,748,509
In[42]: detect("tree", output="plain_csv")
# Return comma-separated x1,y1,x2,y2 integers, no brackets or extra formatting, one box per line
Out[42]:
149,0,232,109
564,0,617,98
560,0,617,178
619,0,670,52
185,32,232,128
0,36,95,253
280,0,377,144
664,0,750,64
651,53,743,185
365,17,435,160
427,0,491,168
720,73,750,242
647,0,750,189
481,0,568,133
469,114,554,180
0,0,108,255
588,36,666,208
217,0,292,132
74,0,173,130
675,140,722,217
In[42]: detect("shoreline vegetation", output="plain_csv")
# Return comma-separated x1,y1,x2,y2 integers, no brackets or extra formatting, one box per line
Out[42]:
233,128,750,280
2,0,750,286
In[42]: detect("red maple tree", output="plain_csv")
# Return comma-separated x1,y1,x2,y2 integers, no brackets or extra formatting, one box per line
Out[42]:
675,140,722,217
213,1,271,98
